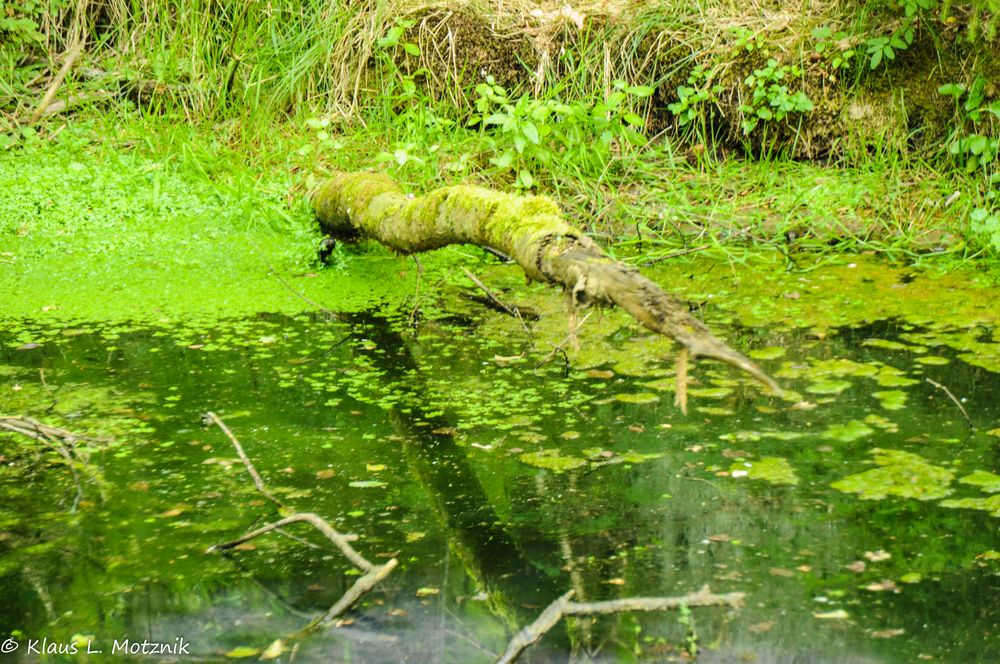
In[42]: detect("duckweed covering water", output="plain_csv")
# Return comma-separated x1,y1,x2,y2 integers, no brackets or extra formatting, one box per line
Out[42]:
1,138,999,662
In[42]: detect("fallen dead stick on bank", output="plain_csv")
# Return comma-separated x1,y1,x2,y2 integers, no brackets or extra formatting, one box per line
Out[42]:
29,42,84,124
495,585,745,664
203,412,397,627
314,173,782,401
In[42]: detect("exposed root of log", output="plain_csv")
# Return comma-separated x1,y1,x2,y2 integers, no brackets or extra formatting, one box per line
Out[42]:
314,172,780,395
205,412,397,629
496,585,745,664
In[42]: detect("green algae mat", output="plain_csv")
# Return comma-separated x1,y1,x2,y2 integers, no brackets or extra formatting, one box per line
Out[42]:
2,141,999,662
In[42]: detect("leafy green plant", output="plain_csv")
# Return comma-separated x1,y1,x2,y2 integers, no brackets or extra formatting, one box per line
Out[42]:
937,74,1000,253
469,76,651,189
811,26,856,76
667,66,723,144
739,59,814,135
678,602,698,657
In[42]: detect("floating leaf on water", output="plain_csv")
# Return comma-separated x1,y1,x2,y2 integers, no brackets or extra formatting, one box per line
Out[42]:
749,347,786,360
871,628,905,638
349,480,387,488
985,428,1000,437
875,367,919,387
518,450,587,472
872,390,907,411
864,579,898,592
613,392,660,404
619,451,664,464
864,550,892,562
862,339,910,351
730,457,798,485
959,470,1000,493
366,463,387,472
864,413,898,432
845,561,866,573
939,495,1000,517
899,572,922,584
688,387,733,399
405,531,426,542
806,379,852,395
416,587,440,597
261,640,286,660
812,610,850,620
586,369,614,379
696,406,735,416
832,449,954,501
315,469,335,480
823,420,874,443
225,647,260,658
915,355,950,365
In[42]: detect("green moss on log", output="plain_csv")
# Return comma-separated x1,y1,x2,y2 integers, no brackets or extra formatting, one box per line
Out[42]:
314,172,780,393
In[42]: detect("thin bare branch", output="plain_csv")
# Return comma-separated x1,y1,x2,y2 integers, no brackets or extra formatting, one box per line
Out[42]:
495,585,744,664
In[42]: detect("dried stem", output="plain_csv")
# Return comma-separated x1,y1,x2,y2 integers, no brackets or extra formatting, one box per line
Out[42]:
495,585,744,664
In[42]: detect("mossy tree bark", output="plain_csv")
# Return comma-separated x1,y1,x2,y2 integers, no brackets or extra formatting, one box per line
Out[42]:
313,172,779,393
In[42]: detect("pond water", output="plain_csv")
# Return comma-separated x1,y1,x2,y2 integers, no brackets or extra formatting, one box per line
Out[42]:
1,256,998,663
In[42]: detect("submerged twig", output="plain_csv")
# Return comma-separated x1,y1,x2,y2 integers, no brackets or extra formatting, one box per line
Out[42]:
924,378,974,430
205,412,398,631
205,411,283,508
496,585,744,664
461,267,536,321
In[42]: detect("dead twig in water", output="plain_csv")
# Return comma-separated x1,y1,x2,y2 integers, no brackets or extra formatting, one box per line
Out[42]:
461,267,537,322
0,415,102,510
204,411,283,509
204,412,397,630
495,585,744,664
924,378,974,430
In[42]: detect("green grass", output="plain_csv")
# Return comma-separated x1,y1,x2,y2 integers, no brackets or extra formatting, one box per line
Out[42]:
1,0,998,273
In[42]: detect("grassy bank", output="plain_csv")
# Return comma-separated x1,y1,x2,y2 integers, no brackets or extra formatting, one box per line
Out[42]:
1,0,999,269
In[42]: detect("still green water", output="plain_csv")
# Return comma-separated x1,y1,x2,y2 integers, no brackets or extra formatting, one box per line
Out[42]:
1,256,998,663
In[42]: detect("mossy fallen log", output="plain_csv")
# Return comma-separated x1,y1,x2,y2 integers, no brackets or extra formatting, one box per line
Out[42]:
313,172,780,393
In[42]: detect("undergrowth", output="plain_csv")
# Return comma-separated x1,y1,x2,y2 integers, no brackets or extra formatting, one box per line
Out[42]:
1,0,998,267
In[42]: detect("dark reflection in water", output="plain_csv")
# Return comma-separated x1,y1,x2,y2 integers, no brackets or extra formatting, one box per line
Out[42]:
0,308,998,662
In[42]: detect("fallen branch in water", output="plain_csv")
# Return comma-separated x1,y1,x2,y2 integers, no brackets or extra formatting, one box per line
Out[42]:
924,378,974,431
313,173,781,397
496,585,745,664
204,412,397,627
0,414,109,511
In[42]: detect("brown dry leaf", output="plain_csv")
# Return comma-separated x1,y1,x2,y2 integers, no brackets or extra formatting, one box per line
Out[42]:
845,561,867,573
130,481,150,492
769,567,795,577
605,578,626,585
233,543,256,552
388,608,408,617
749,621,774,634
160,507,184,518
796,565,812,573
872,628,905,638
315,469,336,480
307,583,325,591
722,449,751,459
586,369,614,379
708,534,732,543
